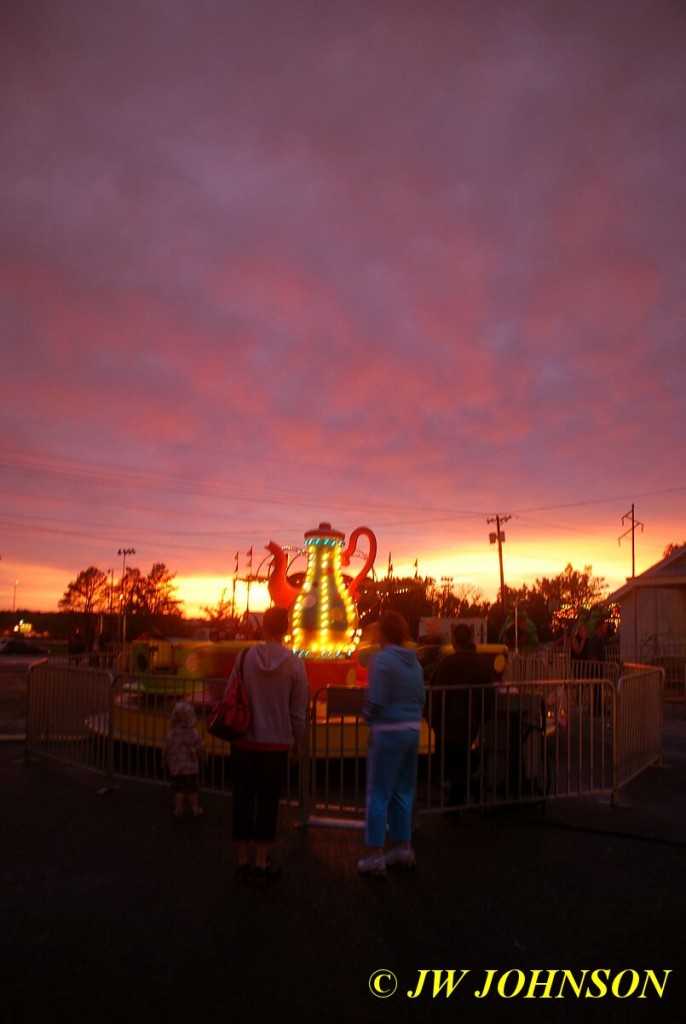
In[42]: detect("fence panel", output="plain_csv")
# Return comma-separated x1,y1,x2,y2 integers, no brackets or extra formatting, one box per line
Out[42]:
422,679,618,813
613,664,664,789
26,666,302,803
108,673,303,805
107,674,224,791
507,652,571,682
303,678,629,826
507,652,620,684
303,686,369,828
26,664,114,780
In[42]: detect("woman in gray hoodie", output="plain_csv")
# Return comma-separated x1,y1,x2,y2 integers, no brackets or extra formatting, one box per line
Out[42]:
230,606,309,885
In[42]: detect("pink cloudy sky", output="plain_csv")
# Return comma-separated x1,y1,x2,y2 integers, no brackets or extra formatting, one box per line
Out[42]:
1,0,685,616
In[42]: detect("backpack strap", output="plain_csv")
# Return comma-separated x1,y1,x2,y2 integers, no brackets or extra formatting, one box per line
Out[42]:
235,647,249,679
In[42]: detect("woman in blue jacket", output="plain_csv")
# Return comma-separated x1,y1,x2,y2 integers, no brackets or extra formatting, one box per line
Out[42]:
358,610,425,877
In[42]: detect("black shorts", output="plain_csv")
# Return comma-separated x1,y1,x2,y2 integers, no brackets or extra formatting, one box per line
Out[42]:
231,747,289,843
170,773,199,794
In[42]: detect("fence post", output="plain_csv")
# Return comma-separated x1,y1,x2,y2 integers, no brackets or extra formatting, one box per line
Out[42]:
98,674,117,795
611,666,664,803
296,695,313,827
610,682,619,806
24,663,37,764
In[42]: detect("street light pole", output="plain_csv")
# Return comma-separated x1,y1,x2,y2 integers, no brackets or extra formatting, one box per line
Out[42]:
13,580,18,614
440,576,454,617
117,548,136,647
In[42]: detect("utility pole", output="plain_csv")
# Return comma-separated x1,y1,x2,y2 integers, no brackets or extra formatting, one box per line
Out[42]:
487,514,511,615
619,505,644,658
618,505,644,578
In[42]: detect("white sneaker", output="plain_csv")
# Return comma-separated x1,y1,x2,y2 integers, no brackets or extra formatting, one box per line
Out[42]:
357,853,386,877
384,847,416,870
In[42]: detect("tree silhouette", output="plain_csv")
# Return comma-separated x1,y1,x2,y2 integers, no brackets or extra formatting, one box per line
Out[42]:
59,567,110,615
61,562,182,628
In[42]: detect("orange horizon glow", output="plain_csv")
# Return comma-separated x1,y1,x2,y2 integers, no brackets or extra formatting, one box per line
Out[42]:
2,532,674,619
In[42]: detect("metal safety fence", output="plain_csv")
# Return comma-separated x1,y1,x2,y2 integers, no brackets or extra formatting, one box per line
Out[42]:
514,640,685,702
613,664,664,789
25,661,664,827
25,666,303,806
507,651,620,684
623,638,686,701
26,665,113,780
301,667,663,825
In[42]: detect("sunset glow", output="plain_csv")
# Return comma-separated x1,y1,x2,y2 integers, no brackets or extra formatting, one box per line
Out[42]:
1,1,684,618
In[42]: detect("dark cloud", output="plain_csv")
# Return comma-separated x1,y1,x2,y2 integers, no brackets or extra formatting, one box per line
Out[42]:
1,0,685,609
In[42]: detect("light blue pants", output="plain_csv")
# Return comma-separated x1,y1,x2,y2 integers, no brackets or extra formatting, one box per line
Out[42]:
365,728,419,848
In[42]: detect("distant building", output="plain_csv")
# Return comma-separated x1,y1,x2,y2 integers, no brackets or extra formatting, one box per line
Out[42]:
608,545,686,698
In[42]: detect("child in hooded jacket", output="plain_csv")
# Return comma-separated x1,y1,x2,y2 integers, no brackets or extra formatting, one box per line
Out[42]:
162,701,207,818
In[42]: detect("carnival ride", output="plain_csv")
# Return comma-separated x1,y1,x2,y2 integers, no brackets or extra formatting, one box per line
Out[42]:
110,522,388,755
106,521,506,758
129,521,376,689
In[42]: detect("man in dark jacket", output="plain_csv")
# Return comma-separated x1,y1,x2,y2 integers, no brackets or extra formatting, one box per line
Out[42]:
428,624,494,809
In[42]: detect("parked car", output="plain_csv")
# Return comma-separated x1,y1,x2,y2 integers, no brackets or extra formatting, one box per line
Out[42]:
0,637,49,657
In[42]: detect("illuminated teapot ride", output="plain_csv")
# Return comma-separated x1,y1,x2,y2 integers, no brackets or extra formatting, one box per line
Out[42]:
267,522,377,685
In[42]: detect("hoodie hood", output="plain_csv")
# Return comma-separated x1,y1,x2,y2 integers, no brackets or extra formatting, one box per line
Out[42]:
171,701,196,728
249,642,297,674
365,643,425,726
384,645,421,670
